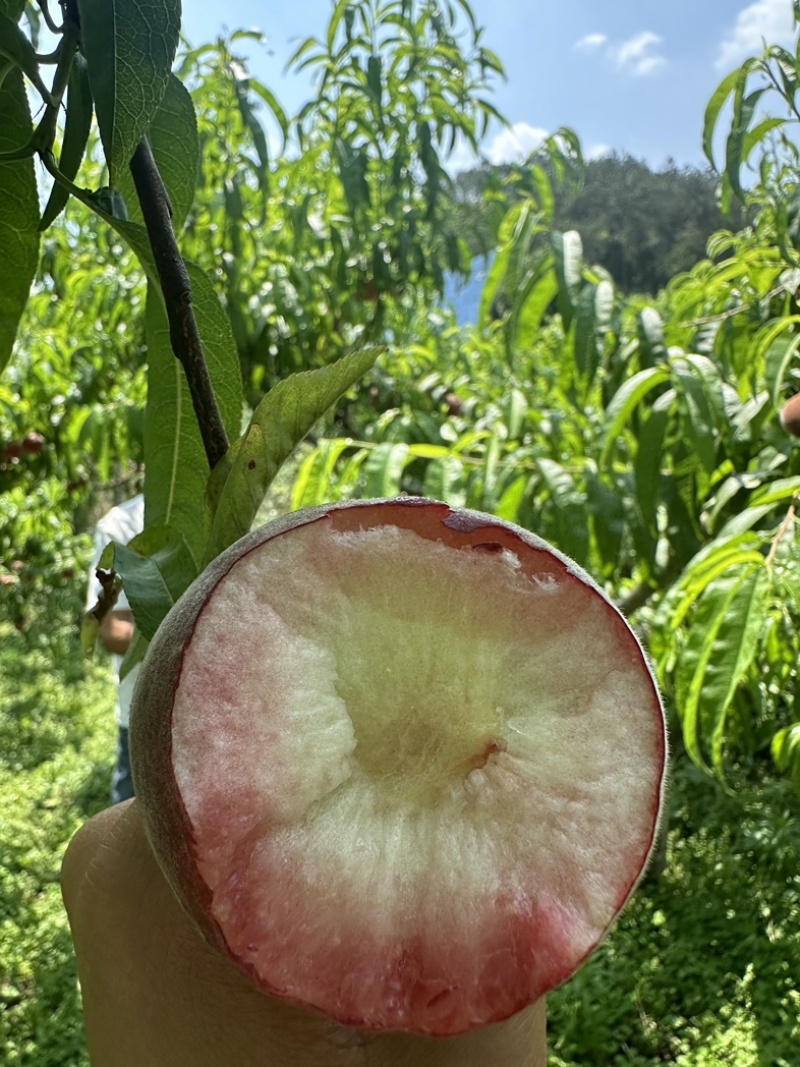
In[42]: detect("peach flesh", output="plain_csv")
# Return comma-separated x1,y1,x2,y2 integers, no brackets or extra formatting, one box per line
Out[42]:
130,499,667,1037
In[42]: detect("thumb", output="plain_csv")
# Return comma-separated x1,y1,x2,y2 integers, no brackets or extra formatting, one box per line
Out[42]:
62,801,546,1067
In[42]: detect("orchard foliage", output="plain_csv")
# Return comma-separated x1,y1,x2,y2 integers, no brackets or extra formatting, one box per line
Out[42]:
454,153,742,295
0,0,501,663
291,11,800,792
2,0,800,797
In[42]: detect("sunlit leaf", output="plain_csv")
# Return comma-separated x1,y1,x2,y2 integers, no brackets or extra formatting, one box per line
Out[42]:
144,267,244,564
600,366,671,466
363,440,409,498
676,563,769,772
551,229,582,330
772,722,800,791
103,525,199,641
0,66,38,373
116,74,198,233
702,67,740,168
205,348,380,562
76,0,180,183
423,455,466,506
39,53,93,231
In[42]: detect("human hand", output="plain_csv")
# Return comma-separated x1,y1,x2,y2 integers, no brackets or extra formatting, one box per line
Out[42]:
99,609,135,656
61,801,547,1067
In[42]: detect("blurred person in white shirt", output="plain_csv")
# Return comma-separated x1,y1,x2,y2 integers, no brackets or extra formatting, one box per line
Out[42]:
85,493,144,804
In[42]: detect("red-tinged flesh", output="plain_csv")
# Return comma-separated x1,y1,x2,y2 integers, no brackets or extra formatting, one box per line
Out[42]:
189,824,595,1033
161,503,666,1034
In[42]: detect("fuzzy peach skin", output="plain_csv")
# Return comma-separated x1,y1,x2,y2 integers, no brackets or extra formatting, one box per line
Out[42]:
128,498,667,1037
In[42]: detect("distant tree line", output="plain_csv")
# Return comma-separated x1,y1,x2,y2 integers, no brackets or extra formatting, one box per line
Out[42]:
452,153,746,295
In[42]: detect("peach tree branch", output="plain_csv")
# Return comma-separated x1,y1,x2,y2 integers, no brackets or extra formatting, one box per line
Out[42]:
129,138,230,470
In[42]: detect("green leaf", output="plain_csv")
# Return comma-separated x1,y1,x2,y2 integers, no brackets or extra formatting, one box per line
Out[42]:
634,394,672,533
423,455,466,506
537,458,589,565
119,628,148,681
772,723,800,791
754,316,800,404
144,268,244,564
719,504,783,538
327,0,352,51
504,387,527,439
600,365,671,467
676,564,768,773
637,306,666,366
0,0,24,23
480,199,537,328
586,472,625,573
290,438,354,509
104,525,199,641
0,10,52,100
285,35,321,73
594,279,614,330
726,81,766,202
702,67,740,168
363,440,409,498
479,243,509,328
406,444,450,460
741,116,786,162
573,282,598,382
750,476,800,509
39,53,93,231
551,229,582,330
0,66,39,374
249,79,290,151
335,137,371,214
41,186,243,556
76,0,180,184
480,434,501,510
666,535,765,635
232,65,270,188
143,288,211,563
495,474,528,523
674,367,717,476
529,163,554,219
205,348,380,563
367,53,382,111
515,268,558,352
116,74,198,233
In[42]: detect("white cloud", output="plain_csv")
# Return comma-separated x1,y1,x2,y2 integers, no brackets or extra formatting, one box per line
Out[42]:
716,0,795,70
611,31,666,76
445,137,480,174
575,33,607,52
586,142,612,160
486,122,548,164
575,29,667,77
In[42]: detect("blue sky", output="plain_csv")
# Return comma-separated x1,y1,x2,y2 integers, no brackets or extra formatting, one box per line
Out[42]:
182,0,798,171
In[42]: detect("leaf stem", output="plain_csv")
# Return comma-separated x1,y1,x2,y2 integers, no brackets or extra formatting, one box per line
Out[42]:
766,503,796,570
30,22,78,151
35,0,64,35
129,138,230,470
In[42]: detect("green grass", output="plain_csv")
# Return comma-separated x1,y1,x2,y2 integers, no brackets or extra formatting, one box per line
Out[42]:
0,614,116,1067
1,612,798,1066
549,763,800,1065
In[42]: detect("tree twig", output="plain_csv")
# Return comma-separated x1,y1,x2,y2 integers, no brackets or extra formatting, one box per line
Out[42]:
766,503,796,569
129,139,229,470
36,0,64,35
679,282,789,330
